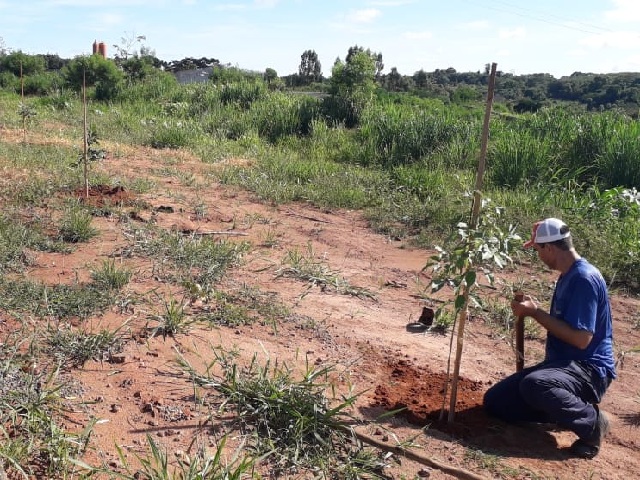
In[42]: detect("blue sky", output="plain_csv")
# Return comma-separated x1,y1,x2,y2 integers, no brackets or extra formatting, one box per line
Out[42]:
1,0,639,78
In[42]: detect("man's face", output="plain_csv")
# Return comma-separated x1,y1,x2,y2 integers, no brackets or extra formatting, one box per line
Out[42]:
533,242,553,268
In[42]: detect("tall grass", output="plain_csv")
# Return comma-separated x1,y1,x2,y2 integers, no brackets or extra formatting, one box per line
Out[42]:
250,92,320,142
358,104,469,167
597,121,640,188
488,127,558,187
3,79,639,289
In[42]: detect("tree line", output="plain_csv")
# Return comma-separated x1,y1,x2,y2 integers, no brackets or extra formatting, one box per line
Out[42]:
2,36,640,116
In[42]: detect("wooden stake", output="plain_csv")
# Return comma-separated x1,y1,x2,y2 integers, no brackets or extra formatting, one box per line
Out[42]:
470,62,497,229
447,63,498,423
82,66,89,198
515,292,525,372
339,425,489,480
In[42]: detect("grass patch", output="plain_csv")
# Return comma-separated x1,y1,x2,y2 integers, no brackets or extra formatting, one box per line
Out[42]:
90,258,132,291
0,362,94,478
45,325,125,368
201,285,289,328
0,278,113,321
126,226,250,292
276,244,376,299
179,349,387,478
0,213,68,273
58,204,98,243
107,434,258,479
147,296,198,339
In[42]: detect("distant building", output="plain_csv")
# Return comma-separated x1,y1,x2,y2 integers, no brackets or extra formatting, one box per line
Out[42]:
92,40,107,58
173,66,214,84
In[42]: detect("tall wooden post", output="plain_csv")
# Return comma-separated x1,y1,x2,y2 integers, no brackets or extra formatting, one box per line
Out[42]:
447,62,498,423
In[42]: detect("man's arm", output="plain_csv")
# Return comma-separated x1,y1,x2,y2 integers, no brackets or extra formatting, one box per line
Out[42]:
511,299,593,349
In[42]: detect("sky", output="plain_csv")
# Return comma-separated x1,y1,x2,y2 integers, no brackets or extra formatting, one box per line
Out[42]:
1,0,640,78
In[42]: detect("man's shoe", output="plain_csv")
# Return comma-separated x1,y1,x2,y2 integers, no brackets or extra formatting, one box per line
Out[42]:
570,409,610,459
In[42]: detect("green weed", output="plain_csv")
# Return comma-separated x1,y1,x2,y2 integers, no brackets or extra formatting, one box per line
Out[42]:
276,244,376,299
90,258,132,290
59,204,98,243
0,278,113,321
0,363,95,477
45,324,124,368
179,350,385,478
148,296,197,339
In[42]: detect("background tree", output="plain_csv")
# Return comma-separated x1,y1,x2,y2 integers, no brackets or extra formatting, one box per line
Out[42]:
40,54,69,71
346,45,383,78
0,37,8,56
325,50,376,127
112,32,148,63
413,69,429,89
298,49,322,85
62,54,124,100
0,51,45,77
383,67,409,92
263,67,284,90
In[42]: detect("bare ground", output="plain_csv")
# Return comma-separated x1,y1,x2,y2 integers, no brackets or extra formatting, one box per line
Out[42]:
2,129,640,479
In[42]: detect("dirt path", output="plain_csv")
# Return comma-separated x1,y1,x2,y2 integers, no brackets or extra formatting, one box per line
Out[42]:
5,134,640,479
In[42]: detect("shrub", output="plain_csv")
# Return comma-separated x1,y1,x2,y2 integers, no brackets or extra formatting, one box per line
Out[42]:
219,80,268,109
61,54,124,101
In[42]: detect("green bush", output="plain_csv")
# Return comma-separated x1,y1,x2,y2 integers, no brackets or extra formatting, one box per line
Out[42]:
0,71,18,91
22,72,63,95
219,80,267,109
147,120,192,149
596,120,640,188
250,92,320,142
358,104,464,167
0,51,45,76
61,54,124,101
116,69,179,102
488,127,557,187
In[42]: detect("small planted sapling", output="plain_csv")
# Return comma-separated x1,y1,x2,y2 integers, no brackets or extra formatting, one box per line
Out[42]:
428,198,520,421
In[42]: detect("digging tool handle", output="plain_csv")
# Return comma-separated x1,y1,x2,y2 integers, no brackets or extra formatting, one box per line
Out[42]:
515,293,525,372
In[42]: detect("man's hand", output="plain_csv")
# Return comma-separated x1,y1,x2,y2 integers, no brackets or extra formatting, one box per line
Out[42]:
511,294,537,318
510,293,593,349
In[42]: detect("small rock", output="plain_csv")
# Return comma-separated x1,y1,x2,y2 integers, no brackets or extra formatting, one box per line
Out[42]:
110,404,120,413
417,468,431,478
110,354,127,364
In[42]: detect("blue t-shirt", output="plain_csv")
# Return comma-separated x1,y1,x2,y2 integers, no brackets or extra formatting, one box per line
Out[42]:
546,258,616,379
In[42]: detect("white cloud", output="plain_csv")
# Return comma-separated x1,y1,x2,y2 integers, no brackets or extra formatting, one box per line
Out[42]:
41,0,154,6
254,0,279,8
213,3,246,12
369,0,414,6
580,31,640,49
93,12,124,27
498,27,526,40
403,31,432,40
605,0,640,23
460,20,490,30
347,8,381,24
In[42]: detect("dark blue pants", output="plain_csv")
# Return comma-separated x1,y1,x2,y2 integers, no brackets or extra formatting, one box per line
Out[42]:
483,360,611,440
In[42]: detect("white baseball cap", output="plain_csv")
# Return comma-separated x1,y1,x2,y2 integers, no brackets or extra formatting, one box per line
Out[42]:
523,218,570,248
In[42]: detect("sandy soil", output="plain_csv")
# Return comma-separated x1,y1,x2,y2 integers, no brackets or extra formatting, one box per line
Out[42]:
3,131,640,480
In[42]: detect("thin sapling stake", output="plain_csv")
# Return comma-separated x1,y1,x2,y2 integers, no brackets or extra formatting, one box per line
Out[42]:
82,67,89,198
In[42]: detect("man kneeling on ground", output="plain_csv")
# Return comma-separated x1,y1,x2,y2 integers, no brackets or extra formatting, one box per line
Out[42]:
483,218,616,459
